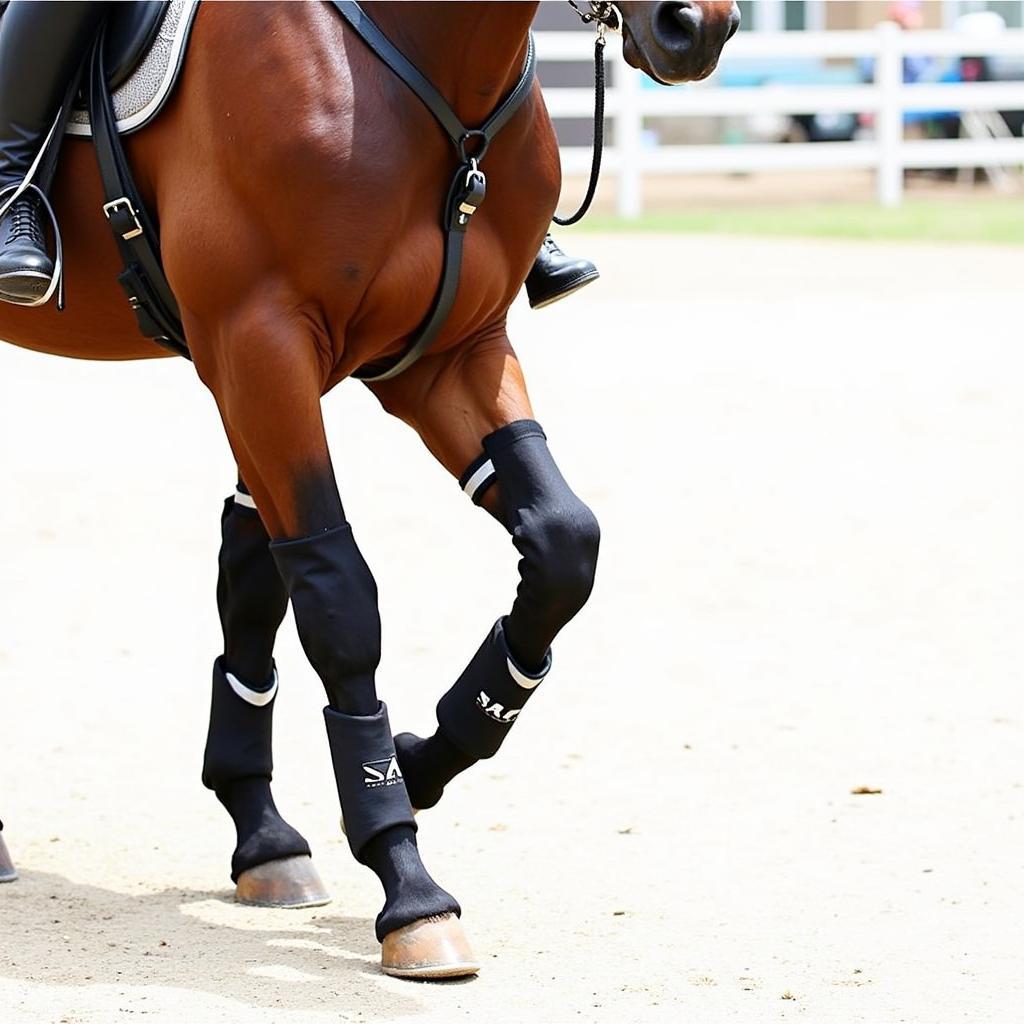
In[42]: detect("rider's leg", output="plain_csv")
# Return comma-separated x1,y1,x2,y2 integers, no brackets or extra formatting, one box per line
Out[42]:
0,1,109,302
201,481,314,885
524,232,600,309
367,337,600,810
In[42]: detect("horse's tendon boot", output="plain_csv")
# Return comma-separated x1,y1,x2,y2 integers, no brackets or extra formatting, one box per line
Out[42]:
323,702,416,861
435,616,550,762
202,658,315,896
323,702,465,967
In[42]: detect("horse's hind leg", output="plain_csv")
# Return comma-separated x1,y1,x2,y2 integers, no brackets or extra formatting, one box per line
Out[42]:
366,332,600,811
0,820,16,882
191,311,477,977
203,480,328,907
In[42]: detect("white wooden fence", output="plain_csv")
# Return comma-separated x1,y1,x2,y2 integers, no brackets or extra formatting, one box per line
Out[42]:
536,26,1024,214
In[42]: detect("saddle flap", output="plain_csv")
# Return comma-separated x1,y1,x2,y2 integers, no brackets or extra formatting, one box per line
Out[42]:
104,2,169,92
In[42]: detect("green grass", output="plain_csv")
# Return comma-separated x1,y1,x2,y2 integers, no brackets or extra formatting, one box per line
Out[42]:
578,199,1024,245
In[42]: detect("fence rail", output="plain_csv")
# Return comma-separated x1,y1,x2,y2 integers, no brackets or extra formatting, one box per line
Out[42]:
535,26,1024,214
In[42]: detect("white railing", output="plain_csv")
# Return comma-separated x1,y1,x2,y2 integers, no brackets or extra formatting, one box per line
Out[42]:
535,26,1024,213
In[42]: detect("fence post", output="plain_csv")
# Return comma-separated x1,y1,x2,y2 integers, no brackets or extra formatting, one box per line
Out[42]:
616,60,643,219
876,20,903,207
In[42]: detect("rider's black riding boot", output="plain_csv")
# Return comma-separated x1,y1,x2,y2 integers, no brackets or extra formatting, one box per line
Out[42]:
0,1,109,303
524,232,600,309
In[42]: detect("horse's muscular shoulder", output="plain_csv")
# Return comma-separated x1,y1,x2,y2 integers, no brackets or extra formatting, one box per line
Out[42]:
161,2,559,374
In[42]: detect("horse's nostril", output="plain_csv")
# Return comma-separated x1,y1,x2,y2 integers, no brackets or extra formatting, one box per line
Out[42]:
653,1,702,52
726,3,741,41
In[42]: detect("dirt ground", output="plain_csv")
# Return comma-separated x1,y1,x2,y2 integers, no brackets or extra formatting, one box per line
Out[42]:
0,234,1021,1023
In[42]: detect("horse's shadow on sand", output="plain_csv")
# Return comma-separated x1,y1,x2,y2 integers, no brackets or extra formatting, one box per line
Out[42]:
1,870,473,1013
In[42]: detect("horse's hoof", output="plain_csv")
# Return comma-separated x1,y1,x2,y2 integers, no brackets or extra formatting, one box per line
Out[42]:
234,855,330,908
380,913,480,980
0,834,17,883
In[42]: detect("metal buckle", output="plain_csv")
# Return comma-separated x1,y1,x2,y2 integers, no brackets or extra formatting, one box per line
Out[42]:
458,159,487,221
102,197,144,241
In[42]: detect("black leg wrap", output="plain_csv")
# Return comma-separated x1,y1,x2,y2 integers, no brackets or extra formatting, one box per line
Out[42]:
323,702,417,860
217,494,288,687
202,656,275,790
394,730,476,811
202,658,310,882
270,524,380,716
436,617,550,761
483,420,600,669
269,522,459,933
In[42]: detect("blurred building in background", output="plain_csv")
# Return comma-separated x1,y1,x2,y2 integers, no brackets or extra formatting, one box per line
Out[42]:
534,1,1024,212
734,1,1023,30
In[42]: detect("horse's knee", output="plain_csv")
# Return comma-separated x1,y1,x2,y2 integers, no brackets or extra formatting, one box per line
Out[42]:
518,499,600,622
270,523,381,714
478,420,600,622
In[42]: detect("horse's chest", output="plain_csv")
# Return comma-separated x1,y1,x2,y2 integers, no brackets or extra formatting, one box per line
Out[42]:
336,107,559,365
354,192,545,354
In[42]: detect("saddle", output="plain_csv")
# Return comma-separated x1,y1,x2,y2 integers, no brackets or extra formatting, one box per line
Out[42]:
0,1,195,134
68,1,199,139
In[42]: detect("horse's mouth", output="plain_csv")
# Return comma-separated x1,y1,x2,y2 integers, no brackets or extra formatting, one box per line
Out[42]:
622,25,671,86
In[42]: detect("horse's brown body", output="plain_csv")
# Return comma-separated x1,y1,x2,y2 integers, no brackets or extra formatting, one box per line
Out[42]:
0,0,739,969
1,2,564,521
0,2,739,522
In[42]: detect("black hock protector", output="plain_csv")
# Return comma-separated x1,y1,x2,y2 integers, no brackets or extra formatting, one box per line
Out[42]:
436,617,550,761
216,493,288,688
324,702,417,860
484,419,601,667
269,521,457,932
218,491,290,684
270,524,410,855
270,524,381,714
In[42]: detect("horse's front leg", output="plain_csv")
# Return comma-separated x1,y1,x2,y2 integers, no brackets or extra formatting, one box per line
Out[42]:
189,307,477,978
0,820,16,882
367,330,600,810
202,477,328,908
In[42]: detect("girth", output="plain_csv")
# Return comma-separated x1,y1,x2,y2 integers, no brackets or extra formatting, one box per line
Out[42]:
88,0,537,378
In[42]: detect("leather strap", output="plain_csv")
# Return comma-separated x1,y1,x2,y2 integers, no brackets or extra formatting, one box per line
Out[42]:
354,164,478,382
88,28,190,358
329,1,536,382
330,0,536,156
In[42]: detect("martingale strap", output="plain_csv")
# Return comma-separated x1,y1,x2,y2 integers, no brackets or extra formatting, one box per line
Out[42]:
330,0,536,382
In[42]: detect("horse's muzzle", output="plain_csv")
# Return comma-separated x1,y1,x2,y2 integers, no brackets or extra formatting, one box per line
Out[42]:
625,1,740,84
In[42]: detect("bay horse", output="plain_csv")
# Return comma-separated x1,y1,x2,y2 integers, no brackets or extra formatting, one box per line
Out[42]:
0,1,739,978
